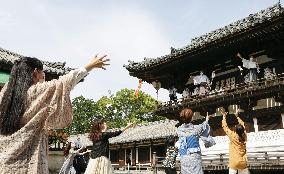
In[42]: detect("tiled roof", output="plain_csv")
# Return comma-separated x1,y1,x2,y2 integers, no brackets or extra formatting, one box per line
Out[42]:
68,120,284,154
109,119,178,144
0,47,73,75
124,3,284,72
68,119,178,146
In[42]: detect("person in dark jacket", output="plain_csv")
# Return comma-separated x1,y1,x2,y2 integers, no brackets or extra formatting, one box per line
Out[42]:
85,119,134,174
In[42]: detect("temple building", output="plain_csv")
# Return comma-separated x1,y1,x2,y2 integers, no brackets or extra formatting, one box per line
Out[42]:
68,120,177,170
123,2,284,173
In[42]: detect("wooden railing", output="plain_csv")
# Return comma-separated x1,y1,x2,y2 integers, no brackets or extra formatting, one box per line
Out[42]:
156,73,284,114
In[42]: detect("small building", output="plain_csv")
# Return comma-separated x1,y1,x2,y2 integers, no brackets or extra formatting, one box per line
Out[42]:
68,120,177,169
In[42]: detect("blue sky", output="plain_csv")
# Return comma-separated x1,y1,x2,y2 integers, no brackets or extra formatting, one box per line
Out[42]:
0,0,281,101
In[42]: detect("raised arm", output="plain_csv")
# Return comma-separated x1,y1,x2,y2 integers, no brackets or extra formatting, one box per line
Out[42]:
105,122,134,139
78,149,92,155
74,145,85,155
121,122,135,132
41,55,109,129
236,53,244,59
62,54,109,89
221,109,234,138
234,109,246,133
195,114,212,136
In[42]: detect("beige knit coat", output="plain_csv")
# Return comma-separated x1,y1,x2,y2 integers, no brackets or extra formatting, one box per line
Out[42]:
0,68,87,174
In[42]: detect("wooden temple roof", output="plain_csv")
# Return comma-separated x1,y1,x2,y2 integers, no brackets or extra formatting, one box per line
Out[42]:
124,3,284,90
0,47,73,76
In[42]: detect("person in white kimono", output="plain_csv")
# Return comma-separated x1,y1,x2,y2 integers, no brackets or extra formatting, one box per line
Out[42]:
193,71,210,86
193,71,210,96
236,53,259,82
0,55,109,174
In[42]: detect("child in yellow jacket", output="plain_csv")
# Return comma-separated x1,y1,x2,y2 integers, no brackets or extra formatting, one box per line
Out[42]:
221,109,250,174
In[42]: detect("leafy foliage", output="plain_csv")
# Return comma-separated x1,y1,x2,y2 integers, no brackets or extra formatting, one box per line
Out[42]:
64,88,164,135
63,96,98,134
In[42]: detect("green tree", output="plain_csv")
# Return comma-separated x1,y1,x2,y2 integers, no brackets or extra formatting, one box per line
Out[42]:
97,88,164,128
64,96,98,134
64,88,164,135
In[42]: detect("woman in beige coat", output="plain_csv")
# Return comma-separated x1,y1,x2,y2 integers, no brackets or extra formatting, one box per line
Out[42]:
0,55,109,174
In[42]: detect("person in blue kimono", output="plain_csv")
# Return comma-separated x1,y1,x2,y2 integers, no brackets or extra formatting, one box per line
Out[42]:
177,108,215,174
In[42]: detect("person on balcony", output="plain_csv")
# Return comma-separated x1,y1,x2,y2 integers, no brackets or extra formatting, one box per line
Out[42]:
236,53,259,83
85,119,134,174
264,67,277,80
182,87,190,99
0,55,109,174
169,85,177,101
177,108,214,174
193,71,210,96
221,109,249,174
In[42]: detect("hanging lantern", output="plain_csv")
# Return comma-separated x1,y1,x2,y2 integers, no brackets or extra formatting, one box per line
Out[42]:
152,80,161,100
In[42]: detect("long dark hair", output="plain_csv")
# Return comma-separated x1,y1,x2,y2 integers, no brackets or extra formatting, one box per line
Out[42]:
0,57,43,135
64,142,72,157
89,119,105,141
235,124,245,142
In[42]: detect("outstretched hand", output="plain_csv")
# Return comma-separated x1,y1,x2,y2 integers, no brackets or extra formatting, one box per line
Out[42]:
122,122,135,132
220,109,227,117
85,54,110,72
236,53,242,59
126,122,135,129
206,114,213,122
235,108,241,116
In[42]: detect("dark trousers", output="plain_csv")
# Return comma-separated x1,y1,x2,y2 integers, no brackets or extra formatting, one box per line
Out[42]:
165,167,177,174
169,94,177,101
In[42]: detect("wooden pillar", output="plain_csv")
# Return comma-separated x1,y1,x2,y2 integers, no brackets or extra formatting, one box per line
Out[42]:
281,113,284,129
119,148,125,167
149,144,152,163
136,147,138,164
132,146,136,166
153,151,157,174
253,117,259,132
124,149,126,165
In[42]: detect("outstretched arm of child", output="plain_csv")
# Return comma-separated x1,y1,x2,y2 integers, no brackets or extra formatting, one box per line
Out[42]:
221,109,233,138
234,108,246,133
